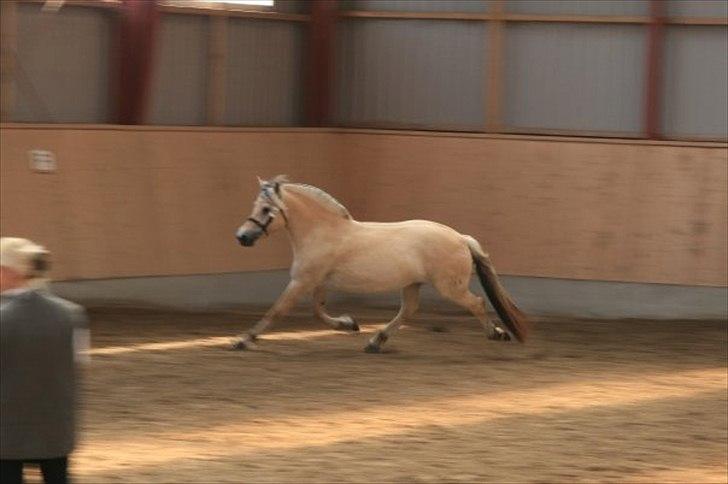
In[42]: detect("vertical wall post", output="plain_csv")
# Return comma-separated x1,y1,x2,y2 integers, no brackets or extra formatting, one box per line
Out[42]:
645,0,665,139
116,0,159,125
306,0,336,126
486,0,505,133
0,0,18,122
207,15,228,126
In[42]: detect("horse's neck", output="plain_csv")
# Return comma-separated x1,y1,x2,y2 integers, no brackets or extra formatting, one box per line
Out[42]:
283,190,349,247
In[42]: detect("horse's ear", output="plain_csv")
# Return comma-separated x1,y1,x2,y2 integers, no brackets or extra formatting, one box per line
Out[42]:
257,176,265,187
274,182,281,196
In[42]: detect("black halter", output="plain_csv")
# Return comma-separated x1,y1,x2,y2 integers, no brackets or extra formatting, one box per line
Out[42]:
247,187,289,236
246,215,273,235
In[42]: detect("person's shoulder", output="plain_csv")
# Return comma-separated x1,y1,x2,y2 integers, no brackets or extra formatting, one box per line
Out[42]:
38,292,88,323
41,292,83,311
1,291,79,326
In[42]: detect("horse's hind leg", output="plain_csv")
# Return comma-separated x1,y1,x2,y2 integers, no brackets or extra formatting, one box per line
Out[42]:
313,286,359,332
365,283,420,353
435,281,510,341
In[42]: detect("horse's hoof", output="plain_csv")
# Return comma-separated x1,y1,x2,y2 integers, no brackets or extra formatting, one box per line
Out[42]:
488,328,512,342
231,337,257,350
347,319,360,332
364,343,381,353
338,316,359,332
231,339,247,351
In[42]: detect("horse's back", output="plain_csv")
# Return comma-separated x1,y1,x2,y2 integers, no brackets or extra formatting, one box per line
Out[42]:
356,219,461,235
355,219,465,247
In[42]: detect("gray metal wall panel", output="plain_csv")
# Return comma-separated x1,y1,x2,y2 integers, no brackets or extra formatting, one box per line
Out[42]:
13,4,111,123
148,14,208,126
507,0,649,16
341,1,490,12
335,20,487,129
504,24,646,133
226,20,304,126
663,27,728,139
666,0,728,17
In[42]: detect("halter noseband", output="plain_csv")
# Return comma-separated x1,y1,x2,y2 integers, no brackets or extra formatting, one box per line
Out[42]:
246,215,273,235
247,186,288,235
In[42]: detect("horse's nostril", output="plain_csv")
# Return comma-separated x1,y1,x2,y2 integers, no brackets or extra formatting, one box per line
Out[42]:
237,233,255,247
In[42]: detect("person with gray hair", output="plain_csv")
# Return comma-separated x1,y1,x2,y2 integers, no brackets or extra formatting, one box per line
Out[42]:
0,237,89,484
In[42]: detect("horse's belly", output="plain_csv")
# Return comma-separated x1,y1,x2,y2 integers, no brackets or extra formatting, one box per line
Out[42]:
324,262,424,293
319,220,467,293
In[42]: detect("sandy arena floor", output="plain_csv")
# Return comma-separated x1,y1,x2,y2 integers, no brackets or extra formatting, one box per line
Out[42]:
28,304,727,483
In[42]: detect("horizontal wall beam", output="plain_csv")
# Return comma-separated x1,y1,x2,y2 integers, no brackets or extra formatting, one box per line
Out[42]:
504,13,648,23
667,16,728,26
339,10,728,26
18,0,120,10
19,1,726,26
333,121,727,143
2,123,726,148
158,5,310,22
340,11,496,21
18,0,310,21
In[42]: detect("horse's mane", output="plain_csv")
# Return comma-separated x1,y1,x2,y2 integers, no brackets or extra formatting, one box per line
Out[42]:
273,176,351,220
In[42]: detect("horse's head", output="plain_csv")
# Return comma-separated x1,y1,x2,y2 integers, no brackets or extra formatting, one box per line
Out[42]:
236,176,289,247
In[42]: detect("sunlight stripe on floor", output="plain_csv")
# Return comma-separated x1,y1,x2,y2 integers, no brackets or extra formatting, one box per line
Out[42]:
87,324,395,355
75,367,727,476
625,463,728,483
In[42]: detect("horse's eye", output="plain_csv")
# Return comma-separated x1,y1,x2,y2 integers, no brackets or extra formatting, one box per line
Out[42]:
262,207,271,214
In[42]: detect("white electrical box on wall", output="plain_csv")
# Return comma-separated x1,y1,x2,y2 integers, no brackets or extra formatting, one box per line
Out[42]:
28,150,57,173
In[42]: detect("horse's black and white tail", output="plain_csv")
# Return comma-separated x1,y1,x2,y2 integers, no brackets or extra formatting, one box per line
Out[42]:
464,236,530,343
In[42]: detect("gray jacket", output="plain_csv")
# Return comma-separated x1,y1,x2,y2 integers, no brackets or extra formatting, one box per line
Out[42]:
0,289,88,459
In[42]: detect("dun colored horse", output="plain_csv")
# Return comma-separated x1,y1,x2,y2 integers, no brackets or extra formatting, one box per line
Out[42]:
234,176,529,353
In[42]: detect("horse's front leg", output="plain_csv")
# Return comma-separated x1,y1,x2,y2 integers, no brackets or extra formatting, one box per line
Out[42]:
232,280,311,350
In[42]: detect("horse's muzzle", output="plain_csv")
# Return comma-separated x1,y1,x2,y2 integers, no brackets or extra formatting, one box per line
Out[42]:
236,233,258,247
